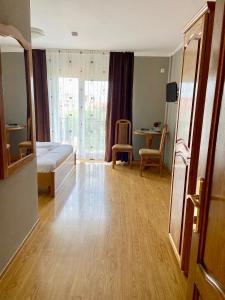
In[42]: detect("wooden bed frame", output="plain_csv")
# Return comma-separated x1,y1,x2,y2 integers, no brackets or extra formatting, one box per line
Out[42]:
38,152,76,197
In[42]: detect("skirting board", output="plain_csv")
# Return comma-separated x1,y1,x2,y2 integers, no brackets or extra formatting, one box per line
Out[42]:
0,218,40,279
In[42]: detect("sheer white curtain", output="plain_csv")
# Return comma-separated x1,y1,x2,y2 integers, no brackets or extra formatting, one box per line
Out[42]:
47,50,109,160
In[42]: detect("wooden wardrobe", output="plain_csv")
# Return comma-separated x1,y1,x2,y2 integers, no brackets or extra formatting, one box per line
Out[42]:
168,2,215,275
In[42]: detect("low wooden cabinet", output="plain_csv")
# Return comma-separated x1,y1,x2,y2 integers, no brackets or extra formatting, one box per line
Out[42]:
169,2,215,275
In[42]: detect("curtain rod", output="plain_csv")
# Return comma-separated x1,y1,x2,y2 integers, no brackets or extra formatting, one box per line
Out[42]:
33,48,169,57
45,48,110,55
41,48,135,54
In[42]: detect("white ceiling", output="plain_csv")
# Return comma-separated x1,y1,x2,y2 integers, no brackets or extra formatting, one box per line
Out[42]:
31,0,206,56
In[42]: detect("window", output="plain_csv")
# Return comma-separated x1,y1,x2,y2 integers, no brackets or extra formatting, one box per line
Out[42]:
47,51,109,160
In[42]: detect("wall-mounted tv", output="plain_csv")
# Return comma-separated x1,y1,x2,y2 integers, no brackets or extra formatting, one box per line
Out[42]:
166,82,178,102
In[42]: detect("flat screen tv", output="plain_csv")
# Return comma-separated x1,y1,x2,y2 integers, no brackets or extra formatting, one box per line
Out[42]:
166,82,178,102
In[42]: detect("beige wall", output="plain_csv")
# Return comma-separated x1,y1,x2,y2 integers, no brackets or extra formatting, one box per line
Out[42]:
0,0,38,273
133,56,169,159
164,48,183,171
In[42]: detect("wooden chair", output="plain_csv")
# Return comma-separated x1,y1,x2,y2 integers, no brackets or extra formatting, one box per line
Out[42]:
139,125,168,176
112,119,133,169
18,118,32,157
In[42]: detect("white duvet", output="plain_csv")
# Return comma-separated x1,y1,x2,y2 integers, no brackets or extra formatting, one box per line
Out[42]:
37,142,74,173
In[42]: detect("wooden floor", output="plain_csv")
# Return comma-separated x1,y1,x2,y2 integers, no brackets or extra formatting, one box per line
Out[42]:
0,162,186,300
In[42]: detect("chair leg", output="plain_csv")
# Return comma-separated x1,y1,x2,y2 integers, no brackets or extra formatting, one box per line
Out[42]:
129,151,132,168
140,157,144,177
7,150,11,164
19,147,23,158
160,157,163,176
112,150,116,169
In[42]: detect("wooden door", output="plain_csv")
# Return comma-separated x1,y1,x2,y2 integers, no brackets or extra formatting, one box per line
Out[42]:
187,0,225,298
169,3,215,274
169,34,201,258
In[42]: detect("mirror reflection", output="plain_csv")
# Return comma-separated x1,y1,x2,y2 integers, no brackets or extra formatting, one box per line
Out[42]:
0,36,31,165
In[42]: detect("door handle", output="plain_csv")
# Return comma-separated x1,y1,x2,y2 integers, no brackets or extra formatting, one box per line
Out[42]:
189,194,200,207
187,177,204,233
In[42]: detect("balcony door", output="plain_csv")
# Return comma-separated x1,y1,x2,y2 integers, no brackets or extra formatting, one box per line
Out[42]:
47,51,109,160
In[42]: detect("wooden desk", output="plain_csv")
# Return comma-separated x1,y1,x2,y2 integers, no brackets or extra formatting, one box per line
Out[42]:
133,129,162,148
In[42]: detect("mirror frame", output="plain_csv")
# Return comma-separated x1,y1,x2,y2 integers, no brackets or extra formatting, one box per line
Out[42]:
0,23,36,179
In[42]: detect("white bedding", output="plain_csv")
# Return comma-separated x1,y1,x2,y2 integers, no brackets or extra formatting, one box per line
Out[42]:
37,142,74,173
36,142,61,149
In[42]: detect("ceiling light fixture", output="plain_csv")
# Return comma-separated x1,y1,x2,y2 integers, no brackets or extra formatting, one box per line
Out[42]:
31,27,45,39
71,31,78,37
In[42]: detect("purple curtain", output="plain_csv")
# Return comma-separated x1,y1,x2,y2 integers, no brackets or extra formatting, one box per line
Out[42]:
32,49,50,142
105,52,134,162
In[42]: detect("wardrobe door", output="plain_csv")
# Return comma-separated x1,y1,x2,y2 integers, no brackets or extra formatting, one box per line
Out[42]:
169,2,215,274
169,35,201,259
186,0,225,295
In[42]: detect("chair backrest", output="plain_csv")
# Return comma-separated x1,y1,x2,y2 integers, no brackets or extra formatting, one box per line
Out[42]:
115,119,132,145
159,125,168,153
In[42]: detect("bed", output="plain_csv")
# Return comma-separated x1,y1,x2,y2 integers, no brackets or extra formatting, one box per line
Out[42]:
37,142,76,197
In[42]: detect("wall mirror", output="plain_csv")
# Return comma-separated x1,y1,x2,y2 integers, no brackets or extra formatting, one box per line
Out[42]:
0,24,35,179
